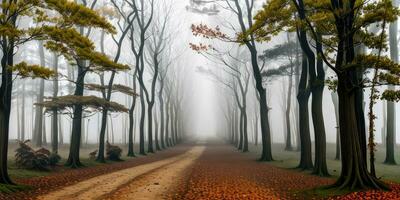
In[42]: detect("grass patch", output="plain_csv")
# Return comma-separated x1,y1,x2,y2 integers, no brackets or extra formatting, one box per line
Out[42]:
249,143,400,183
295,186,354,199
0,183,31,194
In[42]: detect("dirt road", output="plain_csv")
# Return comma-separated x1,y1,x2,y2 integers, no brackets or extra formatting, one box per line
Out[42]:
31,143,400,200
37,146,205,200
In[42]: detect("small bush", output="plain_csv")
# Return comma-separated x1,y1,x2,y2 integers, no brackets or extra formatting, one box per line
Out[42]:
89,150,98,160
15,140,50,171
48,153,61,166
106,141,123,161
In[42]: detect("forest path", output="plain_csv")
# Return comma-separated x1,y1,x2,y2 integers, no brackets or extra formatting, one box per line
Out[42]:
37,146,205,200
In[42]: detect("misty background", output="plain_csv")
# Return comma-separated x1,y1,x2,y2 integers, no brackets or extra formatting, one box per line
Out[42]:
7,0,399,146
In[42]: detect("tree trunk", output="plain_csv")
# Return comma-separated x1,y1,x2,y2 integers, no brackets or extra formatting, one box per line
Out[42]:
238,109,244,150
110,118,114,144
159,87,166,149
128,73,138,157
154,109,161,151
333,76,387,189
174,105,179,144
0,39,15,185
294,40,301,152
127,98,136,157
165,101,171,147
139,87,146,155
297,54,313,170
33,41,46,147
43,118,47,145
242,107,249,152
17,93,20,140
385,0,398,165
254,113,259,146
21,81,26,141
285,64,294,151
331,92,341,160
169,102,175,146
234,109,239,147
51,54,59,153
147,103,154,153
382,102,387,146
249,47,273,161
58,115,63,145
96,109,108,162
65,63,87,168
311,36,329,176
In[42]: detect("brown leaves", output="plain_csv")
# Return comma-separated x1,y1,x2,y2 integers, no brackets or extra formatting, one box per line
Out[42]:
171,145,333,199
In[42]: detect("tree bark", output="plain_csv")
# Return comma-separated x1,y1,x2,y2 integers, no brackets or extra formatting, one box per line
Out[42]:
139,87,146,155
311,35,329,176
58,115,63,145
238,108,244,150
97,109,108,162
242,108,249,152
233,0,272,161
297,53,313,170
33,41,46,147
169,102,175,146
158,84,166,149
154,109,161,151
51,54,59,153
0,37,15,184
147,104,155,153
65,62,87,168
21,81,26,141
165,100,171,147
385,0,398,165
331,92,341,160
285,63,294,151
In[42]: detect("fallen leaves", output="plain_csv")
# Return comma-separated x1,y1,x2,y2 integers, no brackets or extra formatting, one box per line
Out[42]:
167,144,400,200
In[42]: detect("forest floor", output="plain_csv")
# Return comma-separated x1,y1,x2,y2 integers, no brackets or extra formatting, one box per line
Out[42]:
2,141,400,199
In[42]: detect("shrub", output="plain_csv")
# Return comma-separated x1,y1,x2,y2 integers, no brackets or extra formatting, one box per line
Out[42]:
89,150,98,160
106,141,123,161
15,140,50,171
48,153,61,166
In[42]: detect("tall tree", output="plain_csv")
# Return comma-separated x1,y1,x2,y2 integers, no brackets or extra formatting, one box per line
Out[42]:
33,41,46,147
93,2,136,163
191,0,275,161
0,0,118,187
51,53,59,154
384,0,398,165
128,0,155,154
252,0,399,189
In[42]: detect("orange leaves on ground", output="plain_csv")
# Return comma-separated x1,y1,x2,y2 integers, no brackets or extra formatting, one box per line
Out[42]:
168,145,400,200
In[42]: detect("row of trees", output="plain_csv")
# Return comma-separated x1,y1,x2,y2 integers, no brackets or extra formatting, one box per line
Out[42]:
0,0,185,190
190,0,399,191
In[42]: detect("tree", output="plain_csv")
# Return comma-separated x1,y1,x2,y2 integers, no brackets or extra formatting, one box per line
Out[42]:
51,53,59,154
384,0,398,165
128,0,155,155
36,1,127,169
260,38,299,152
196,49,251,152
191,0,276,161
33,41,47,147
93,1,136,163
144,3,172,151
254,0,400,190
0,0,117,187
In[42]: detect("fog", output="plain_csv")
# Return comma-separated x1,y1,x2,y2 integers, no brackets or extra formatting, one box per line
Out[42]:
6,0,400,148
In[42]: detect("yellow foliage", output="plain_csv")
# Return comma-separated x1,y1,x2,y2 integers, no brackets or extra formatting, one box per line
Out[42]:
9,62,55,79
